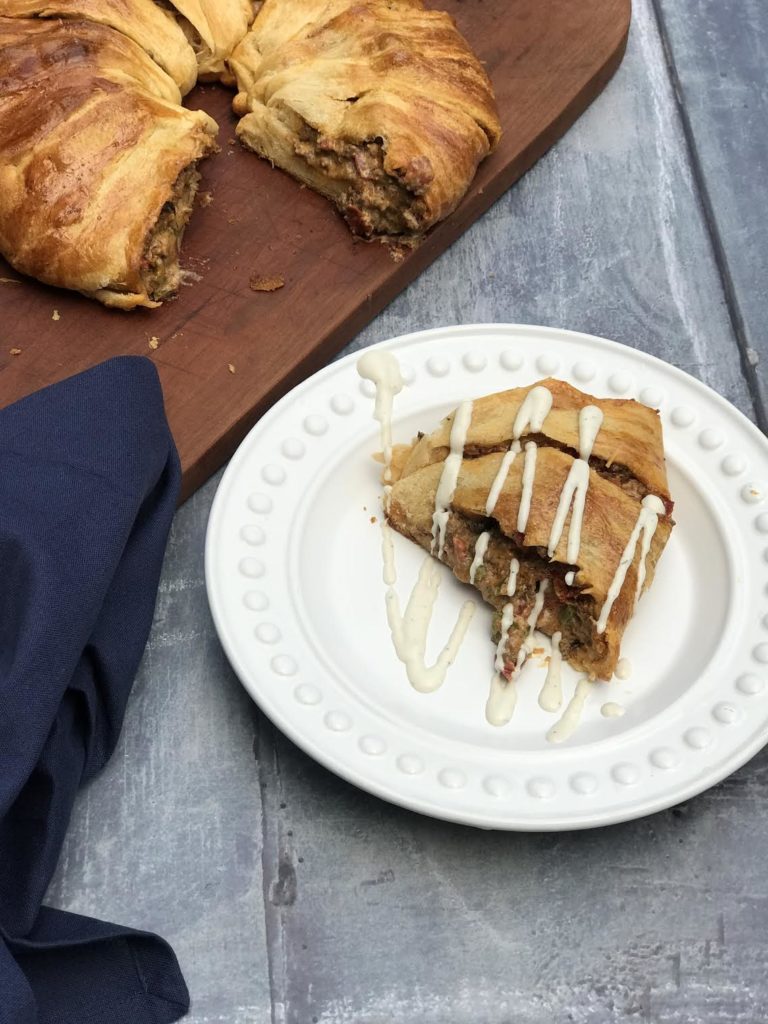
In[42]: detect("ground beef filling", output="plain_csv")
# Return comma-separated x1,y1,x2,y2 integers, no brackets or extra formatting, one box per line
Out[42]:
595,460,647,501
439,514,607,679
293,124,428,237
141,164,201,301
461,435,652,504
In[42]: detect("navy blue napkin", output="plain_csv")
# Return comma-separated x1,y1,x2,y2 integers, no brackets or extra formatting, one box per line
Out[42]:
0,357,189,1024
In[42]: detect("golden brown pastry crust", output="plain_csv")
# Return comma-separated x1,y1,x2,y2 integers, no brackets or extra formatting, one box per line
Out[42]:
168,0,253,82
386,381,674,680
388,450,672,680
392,378,672,507
230,0,501,237
0,17,218,309
0,0,199,93
0,0,497,304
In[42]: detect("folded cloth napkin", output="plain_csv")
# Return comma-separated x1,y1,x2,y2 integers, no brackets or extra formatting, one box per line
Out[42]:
0,357,188,1024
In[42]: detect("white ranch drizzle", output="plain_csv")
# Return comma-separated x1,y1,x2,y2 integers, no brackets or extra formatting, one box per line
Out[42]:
634,500,664,608
546,677,592,744
356,350,404,483
547,459,590,562
380,519,396,585
538,630,563,712
513,384,554,437
513,387,554,532
546,405,603,563
512,578,549,675
486,384,554,520
486,578,549,725
359,352,477,694
517,441,538,533
504,556,520,597
614,657,632,680
485,442,521,515
385,556,476,693
578,405,604,461
601,702,626,718
486,672,518,727
431,400,473,560
596,494,666,634
531,578,547,615
356,353,400,582
493,602,517,674
469,531,491,584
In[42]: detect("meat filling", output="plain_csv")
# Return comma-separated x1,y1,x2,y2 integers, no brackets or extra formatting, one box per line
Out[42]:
293,124,428,237
461,435,653,505
437,514,608,679
141,164,200,301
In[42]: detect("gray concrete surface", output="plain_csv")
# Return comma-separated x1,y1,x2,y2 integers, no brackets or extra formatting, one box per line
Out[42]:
47,2,768,1021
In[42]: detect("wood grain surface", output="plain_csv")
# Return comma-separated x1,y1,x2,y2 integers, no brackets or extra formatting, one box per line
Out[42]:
0,0,630,501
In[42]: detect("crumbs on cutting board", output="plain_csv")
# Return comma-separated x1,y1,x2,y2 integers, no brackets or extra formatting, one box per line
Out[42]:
9,347,21,356
249,274,285,292
0,277,20,285
52,309,60,321
385,237,417,264
148,336,160,350
370,515,377,524
228,363,236,374
198,191,213,207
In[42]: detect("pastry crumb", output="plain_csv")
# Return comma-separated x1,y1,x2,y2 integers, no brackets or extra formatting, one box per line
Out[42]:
249,274,285,292
0,277,20,284
370,515,377,524
386,237,418,263
52,309,60,321
148,336,160,350
9,347,21,356
198,191,213,207
227,137,236,146
228,363,236,374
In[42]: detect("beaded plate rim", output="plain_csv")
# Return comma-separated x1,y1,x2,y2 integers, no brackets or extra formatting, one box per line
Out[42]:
205,324,768,831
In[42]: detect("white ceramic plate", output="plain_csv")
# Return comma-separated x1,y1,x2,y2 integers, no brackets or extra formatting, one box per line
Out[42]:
205,325,768,830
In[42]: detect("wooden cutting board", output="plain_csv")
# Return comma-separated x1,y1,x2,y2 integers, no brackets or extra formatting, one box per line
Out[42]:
0,0,630,501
